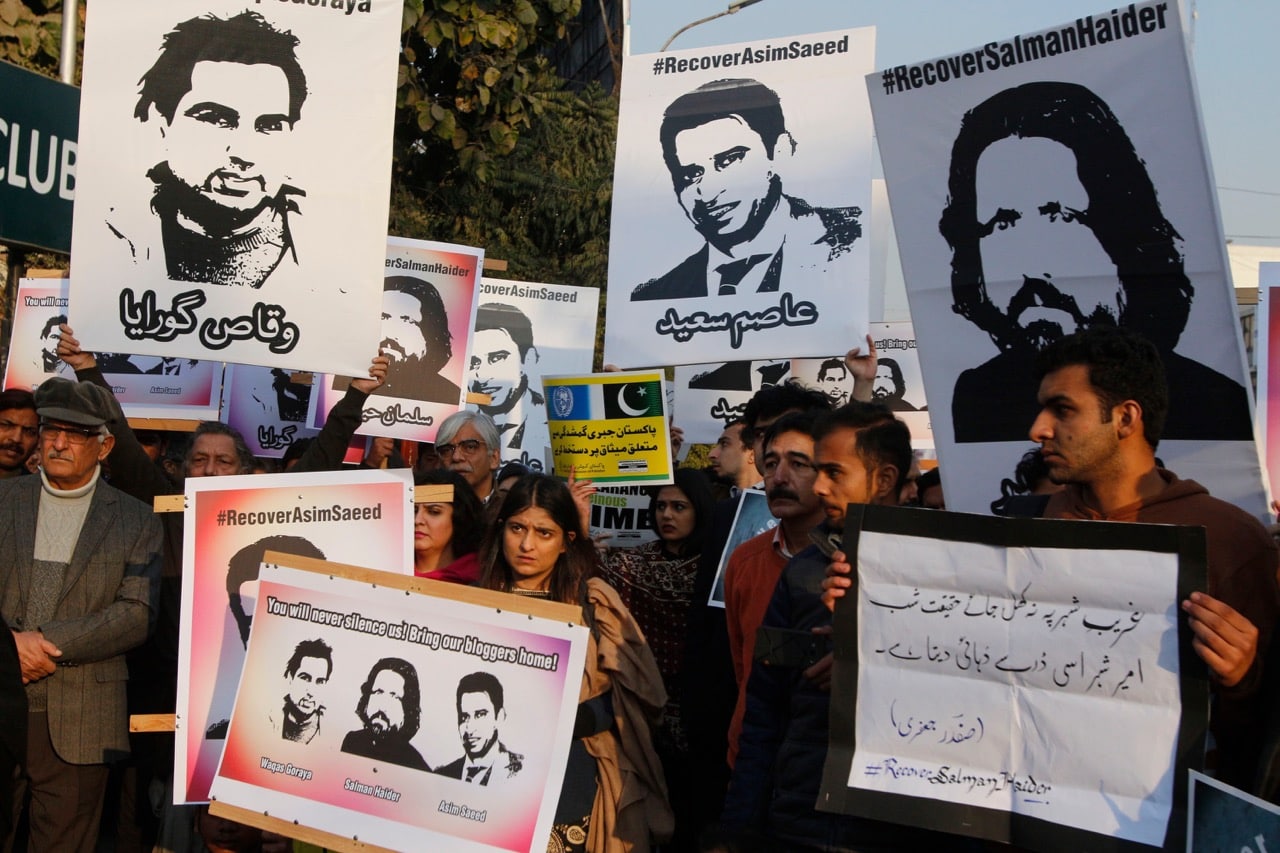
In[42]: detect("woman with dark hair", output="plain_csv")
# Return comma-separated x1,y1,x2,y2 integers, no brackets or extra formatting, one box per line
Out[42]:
596,468,713,850
412,469,485,584
478,474,672,852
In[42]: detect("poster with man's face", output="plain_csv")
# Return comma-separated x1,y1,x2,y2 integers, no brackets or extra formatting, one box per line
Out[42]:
175,469,413,804
605,28,875,367
868,2,1266,516
69,1,401,374
465,279,599,473
673,359,791,446
3,278,223,420
308,237,483,443
222,363,319,459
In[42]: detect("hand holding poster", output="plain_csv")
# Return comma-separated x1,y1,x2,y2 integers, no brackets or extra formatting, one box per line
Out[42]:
69,0,401,373
210,557,587,853
819,505,1208,851
176,469,414,803
543,371,673,485
605,28,875,367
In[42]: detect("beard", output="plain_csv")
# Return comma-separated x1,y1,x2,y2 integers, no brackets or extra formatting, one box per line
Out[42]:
148,161,282,239
1002,276,1120,352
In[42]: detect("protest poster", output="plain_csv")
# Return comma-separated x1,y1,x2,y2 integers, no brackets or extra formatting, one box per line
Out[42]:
466,279,599,473
3,278,223,420
792,322,933,448
176,469,413,803
588,486,659,549
68,0,401,374
673,360,791,446
707,489,775,608
868,2,1266,517
819,505,1208,851
543,370,673,485
209,555,587,853
1188,771,1280,852
222,363,319,459
604,28,875,367
1256,262,1280,502
309,237,483,444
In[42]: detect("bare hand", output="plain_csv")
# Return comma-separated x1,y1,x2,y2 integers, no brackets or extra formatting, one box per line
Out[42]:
350,355,389,395
568,465,597,537
363,436,394,469
57,324,97,371
846,334,877,403
820,549,853,613
12,630,61,684
669,425,684,462
1182,592,1258,688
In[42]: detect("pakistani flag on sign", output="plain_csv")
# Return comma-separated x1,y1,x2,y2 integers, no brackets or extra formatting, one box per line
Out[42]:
604,380,663,419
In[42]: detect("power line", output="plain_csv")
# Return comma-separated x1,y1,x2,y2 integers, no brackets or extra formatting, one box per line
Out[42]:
1219,186,1280,198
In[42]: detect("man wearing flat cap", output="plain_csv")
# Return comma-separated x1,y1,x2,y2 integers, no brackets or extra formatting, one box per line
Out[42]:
0,377,162,852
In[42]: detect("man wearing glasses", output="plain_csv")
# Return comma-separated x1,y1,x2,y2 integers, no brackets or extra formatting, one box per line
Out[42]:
434,411,501,502
0,389,38,479
0,377,162,852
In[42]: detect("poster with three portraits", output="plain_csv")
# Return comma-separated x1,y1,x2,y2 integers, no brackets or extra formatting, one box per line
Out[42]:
869,1,1267,517
68,0,402,375
605,28,875,367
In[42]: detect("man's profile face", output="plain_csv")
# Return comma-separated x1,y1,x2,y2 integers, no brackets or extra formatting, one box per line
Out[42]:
363,669,407,736
872,365,897,401
469,328,529,410
812,427,889,530
709,423,751,484
457,691,500,759
975,137,1123,351
285,655,329,717
672,116,776,247
1029,363,1121,487
159,61,294,214
380,289,428,364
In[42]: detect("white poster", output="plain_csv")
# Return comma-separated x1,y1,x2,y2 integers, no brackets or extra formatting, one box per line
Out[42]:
308,237,483,443
221,363,318,459
1255,262,1280,504
792,322,932,448
69,1,401,374
673,359,791,446
868,2,1266,517
605,28,875,367
3,278,223,420
466,279,598,473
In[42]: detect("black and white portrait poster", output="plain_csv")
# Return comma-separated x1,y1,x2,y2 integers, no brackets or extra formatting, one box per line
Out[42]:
68,1,401,375
867,2,1265,517
792,322,932,448
211,559,586,853
3,277,223,420
466,279,599,473
605,28,875,367
222,363,318,459
308,237,483,444
673,359,791,446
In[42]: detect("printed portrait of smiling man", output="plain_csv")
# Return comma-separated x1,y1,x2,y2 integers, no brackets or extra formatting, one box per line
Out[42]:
118,10,308,289
632,77,861,302
469,303,544,451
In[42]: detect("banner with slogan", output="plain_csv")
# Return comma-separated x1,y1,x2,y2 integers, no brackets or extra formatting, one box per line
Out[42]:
605,27,875,367
222,363,319,459
1188,771,1280,852
1256,262,1280,503
543,370,673,485
792,321,932,448
3,278,223,420
673,360,791,446
588,485,659,550
175,469,414,804
308,236,483,444
465,279,599,473
868,1,1265,517
210,558,587,853
68,0,401,374
819,505,1208,852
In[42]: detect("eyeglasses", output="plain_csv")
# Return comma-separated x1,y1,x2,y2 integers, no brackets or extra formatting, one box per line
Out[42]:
38,422,102,445
436,438,484,458
0,420,38,440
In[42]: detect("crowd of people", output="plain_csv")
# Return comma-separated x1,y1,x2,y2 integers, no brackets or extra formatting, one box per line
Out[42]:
2,324,1279,853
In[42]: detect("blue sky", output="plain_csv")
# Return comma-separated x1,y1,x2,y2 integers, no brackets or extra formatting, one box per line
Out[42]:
627,0,1280,248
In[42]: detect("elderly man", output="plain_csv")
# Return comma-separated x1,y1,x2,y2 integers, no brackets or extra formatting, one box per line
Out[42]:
435,410,501,502
1,377,162,852
0,389,39,479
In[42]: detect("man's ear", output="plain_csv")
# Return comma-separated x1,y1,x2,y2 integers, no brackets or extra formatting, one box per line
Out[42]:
871,464,899,504
1114,400,1143,440
487,448,500,473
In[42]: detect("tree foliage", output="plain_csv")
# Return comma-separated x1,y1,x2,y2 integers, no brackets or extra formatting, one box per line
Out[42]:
0,0,67,75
